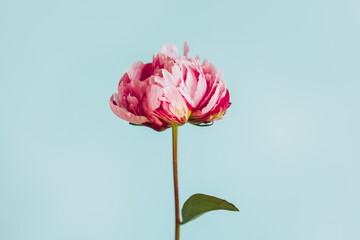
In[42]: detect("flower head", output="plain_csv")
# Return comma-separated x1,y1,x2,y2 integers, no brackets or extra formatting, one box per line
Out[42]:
110,43,231,131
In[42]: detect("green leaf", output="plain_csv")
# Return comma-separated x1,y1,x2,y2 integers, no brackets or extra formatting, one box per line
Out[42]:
181,193,239,224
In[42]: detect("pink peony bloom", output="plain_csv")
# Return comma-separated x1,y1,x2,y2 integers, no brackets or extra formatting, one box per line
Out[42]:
110,43,231,131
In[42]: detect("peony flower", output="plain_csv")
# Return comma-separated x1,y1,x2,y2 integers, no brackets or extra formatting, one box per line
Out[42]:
109,42,231,131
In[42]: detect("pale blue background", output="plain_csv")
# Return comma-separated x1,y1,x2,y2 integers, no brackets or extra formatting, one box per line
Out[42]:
1,0,359,239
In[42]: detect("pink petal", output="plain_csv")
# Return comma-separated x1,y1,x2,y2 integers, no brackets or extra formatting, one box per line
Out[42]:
144,85,162,111
142,85,166,126
143,85,189,126
183,42,189,58
127,61,144,81
202,59,218,80
191,80,225,119
110,94,148,124
162,87,190,121
200,89,231,122
192,72,207,107
160,44,179,59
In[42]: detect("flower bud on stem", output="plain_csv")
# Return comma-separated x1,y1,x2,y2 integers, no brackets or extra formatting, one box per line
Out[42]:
172,126,180,240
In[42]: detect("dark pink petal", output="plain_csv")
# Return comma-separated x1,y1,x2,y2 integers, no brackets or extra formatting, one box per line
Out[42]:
140,63,154,81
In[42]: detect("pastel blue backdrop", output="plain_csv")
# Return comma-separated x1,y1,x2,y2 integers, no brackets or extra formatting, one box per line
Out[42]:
1,0,359,239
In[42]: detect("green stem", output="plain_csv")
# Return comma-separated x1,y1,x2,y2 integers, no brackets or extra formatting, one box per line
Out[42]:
172,126,180,240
